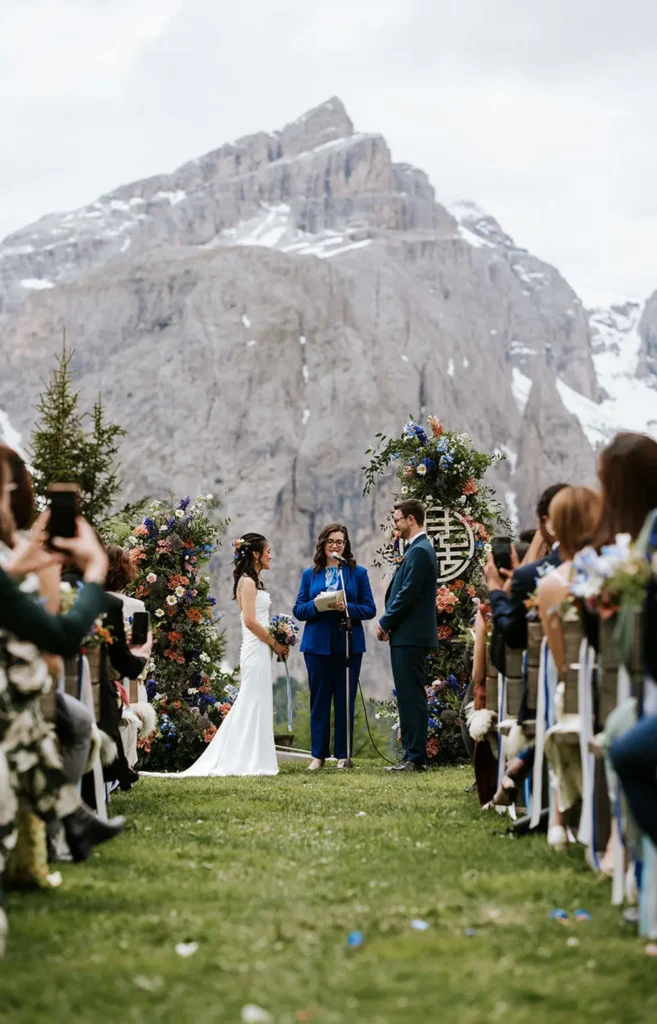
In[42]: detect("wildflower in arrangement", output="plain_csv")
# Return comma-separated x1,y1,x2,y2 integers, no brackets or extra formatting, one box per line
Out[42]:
175,586,186,598
166,595,177,606
184,539,195,550
427,415,443,438
466,584,476,598
463,478,478,496
156,540,172,554
186,608,202,623
449,579,465,591
426,738,440,759
155,609,165,618
129,548,147,564
133,524,149,538
417,457,436,478
146,572,157,584
203,724,218,744
135,584,149,599
168,631,184,644
436,586,459,613
219,702,232,719
477,523,488,540
175,509,185,519
438,625,453,640
405,466,415,478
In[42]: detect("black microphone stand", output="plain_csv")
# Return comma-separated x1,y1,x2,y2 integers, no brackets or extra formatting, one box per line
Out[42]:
336,556,354,769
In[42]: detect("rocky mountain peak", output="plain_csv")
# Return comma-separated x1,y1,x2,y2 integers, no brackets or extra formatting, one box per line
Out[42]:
275,97,354,157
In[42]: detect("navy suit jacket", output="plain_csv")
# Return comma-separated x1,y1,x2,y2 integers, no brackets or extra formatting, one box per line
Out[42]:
293,564,376,656
489,547,561,650
379,534,438,648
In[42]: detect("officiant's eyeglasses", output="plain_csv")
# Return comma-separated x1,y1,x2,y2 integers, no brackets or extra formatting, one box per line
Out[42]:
326,539,345,548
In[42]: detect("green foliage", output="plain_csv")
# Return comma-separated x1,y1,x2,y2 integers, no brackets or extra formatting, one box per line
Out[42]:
363,415,507,764
29,336,126,527
120,494,238,771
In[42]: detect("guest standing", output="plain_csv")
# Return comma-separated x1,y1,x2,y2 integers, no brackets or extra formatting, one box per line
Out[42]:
294,523,376,770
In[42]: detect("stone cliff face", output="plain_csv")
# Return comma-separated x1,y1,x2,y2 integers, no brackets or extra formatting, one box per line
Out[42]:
637,291,657,383
0,98,652,690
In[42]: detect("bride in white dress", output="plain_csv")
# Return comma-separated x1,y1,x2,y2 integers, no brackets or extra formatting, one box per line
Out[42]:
145,533,288,778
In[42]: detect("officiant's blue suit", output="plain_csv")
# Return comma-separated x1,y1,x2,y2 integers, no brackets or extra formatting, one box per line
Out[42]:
294,565,376,760
379,534,438,765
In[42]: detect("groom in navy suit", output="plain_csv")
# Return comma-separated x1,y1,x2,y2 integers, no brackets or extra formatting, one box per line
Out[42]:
377,499,438,773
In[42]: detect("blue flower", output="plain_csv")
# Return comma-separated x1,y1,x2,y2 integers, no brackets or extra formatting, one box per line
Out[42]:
179,497,191,511
436,439,448,454
417,457,436,477
146,679,158,699
403,421,428,444
441,454,454,468
209,597,217,606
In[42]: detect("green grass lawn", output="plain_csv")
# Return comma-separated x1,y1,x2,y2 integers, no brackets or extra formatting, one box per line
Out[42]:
1,764,654,1023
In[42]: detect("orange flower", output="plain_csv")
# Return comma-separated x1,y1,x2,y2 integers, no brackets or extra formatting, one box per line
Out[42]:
476,523,488,540
186,608,202,623
168,631,184,644
463,479,477,496
219,702,232,718
132,524,149,537
449,579,465,591
426,737,439,757
169,574,190,590
184,539,194,550
436,586,458,613
135,585,149,599
466,584,476,598
438,625,453,640
129,548,146,564
172,700,181,710
427,416,443,438
203,725,217,744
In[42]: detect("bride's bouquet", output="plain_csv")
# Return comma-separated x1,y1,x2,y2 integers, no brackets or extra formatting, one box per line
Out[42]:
268,614,300,734
268,614,300,656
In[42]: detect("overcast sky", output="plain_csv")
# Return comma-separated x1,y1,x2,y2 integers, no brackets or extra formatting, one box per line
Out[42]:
1,0,655,306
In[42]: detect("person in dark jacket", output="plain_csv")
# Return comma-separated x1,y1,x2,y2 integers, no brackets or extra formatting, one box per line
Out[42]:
377,499,438,773
485,483,568,650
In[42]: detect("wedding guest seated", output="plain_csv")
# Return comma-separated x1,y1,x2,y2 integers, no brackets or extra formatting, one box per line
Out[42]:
485,483,568,650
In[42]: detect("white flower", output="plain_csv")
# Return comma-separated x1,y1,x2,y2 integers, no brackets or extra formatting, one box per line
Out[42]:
155,609,165,618
160,526,168,533
206,494,213,500
200,652,210,663
175,586,185,597
166,595,177,606
401,485,409,495
147,573,157,584
416,464,427,477
149,660,156,671
175,509,185,519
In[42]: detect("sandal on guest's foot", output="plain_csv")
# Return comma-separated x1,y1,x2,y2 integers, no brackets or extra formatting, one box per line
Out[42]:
308,758,325,771
482,775,517,810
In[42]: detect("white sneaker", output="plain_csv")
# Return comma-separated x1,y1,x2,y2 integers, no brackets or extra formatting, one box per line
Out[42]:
308,758,325,771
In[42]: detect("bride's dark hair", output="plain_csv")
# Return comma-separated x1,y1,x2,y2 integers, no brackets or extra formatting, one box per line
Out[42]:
232,532,267,599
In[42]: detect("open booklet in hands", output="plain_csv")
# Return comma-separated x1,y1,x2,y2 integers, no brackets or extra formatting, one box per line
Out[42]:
314,591,343,613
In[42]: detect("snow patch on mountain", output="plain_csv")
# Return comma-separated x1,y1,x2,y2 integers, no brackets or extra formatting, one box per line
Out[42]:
211,203,372,261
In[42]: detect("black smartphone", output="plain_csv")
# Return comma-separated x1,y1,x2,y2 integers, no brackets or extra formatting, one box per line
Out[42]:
47,484,80,546
131,611,150,647
491,535,513,573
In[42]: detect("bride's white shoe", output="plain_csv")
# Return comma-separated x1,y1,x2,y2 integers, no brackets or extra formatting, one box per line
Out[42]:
548,825,569,853
308,758,325,771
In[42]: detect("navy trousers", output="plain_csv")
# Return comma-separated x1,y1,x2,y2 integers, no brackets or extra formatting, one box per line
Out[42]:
304,652,362,760
390,645,430,764
611,713,657,846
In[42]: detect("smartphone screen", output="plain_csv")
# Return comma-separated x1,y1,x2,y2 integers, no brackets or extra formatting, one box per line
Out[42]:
131,611,150,646
491,536,513,573
47,485,80,544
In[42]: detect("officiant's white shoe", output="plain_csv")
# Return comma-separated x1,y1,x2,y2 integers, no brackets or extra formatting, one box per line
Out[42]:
308,758,325,771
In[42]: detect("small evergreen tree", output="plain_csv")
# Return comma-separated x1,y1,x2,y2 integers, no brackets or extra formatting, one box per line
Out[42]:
30,335,126,527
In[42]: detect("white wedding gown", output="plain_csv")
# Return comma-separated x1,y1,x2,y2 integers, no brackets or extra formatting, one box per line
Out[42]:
144,590,279,777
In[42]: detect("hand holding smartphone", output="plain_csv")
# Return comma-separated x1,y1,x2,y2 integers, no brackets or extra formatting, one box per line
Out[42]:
46,484,80,549
491,536,513,574
131,611,150,647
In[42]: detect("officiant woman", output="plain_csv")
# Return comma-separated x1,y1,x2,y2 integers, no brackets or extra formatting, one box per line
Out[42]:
293,523,376,770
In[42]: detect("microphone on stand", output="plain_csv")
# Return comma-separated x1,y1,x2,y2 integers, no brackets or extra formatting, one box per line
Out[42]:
332,553,347,565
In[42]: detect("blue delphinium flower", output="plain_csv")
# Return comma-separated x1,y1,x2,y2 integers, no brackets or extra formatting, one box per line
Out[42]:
441,454,454,468
146,679,158,700
403,421,428,444
179,497,191,511
416,457,436,477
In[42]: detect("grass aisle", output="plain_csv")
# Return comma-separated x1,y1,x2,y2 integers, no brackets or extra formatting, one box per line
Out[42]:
1,764,654,1023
